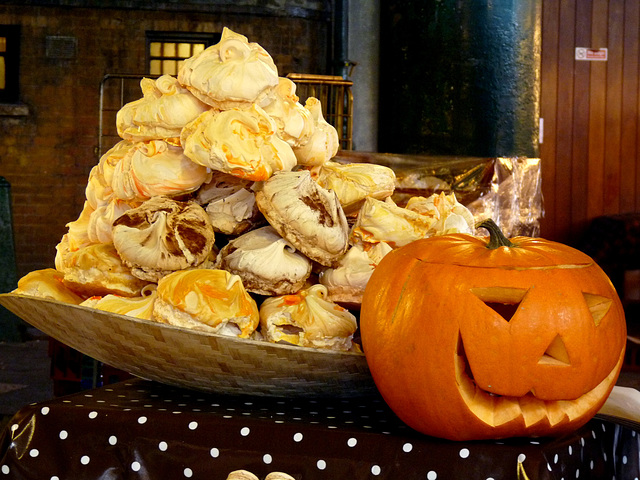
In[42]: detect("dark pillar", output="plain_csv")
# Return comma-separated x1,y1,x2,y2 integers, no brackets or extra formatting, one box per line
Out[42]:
378,0,541,157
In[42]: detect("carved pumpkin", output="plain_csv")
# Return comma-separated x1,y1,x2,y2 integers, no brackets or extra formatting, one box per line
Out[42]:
360,220,627,441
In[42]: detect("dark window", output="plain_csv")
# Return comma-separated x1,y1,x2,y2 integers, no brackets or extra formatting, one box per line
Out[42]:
146,32,221,76
0,25,20,103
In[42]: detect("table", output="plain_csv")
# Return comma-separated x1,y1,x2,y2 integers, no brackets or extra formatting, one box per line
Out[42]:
0,379,638,479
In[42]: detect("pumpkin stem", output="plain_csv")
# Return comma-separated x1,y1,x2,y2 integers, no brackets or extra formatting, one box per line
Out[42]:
477,219,515,249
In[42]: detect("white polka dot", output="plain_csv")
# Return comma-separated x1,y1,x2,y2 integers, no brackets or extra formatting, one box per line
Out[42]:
590,461,594,470
159,441,168,451
240,427,250,436
623,456,628,465
568,445,573,455
188,421,198,430
59,430,68,440
576,468,580,478
371,465,381,475
518,454,526,463
317,459,327,470
29,449,39,458
41,407,50,415
402,443,413,453
131,462,141,472
1,465,8,475
547,463,552,472
459,448,470,459
347,437,357,447
263,454,272,464
138,416,147,424
293,432,303,442
88,411,98,419
10,424,18,433
184,468,193,478
427,471,437,480
210,448,219,458
109,436,117,446
51,477,59,480
81,456,90,465
554,454,559,464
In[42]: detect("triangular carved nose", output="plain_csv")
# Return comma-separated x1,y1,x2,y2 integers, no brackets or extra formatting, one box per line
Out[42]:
538,335,570,366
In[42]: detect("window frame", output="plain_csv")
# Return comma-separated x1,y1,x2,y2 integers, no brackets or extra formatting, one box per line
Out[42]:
145,31,221,76
0,25,21,104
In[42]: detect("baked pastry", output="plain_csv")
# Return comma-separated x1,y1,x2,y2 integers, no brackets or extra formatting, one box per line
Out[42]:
177,27,279,110
86,140,133,209
112,196,215,282
111,139,211,202
254,170,349,267
56,242,150,298
13,268,85,304
405,192,475,234
217,225,312,296
153,269,259,338
313,160,397,214
262,77,314,147
80,285,157,320
319,241,393,305
292,97,339,166
116,74,209,142
195,173,263,235
87,198,137,244
259,284,359,351
181,105,296,181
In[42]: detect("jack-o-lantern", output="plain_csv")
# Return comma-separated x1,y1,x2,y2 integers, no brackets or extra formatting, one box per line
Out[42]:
360,219,627,441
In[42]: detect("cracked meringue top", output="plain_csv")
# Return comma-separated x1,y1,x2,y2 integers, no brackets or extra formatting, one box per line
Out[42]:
254,170,349,267
154,269,259,338
178,27,279,109
313,161,397,214
112,196,215,279
292,97,340,166
181,104,296,181
262,77,314,147
116,75,210,142
111,139,211,202
259,284,358,351
217,225,312,296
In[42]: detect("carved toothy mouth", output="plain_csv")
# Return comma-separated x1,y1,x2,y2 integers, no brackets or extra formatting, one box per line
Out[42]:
454,334,622,429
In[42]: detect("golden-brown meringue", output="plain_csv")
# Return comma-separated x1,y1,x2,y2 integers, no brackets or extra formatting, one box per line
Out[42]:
111,140,211,202
195,173,263,235
292,97,339,166
116,75,210,142
259,284,358,351
86,140,133,209
313,160,396,214
178,27,279,110
56,242,150,298
153,269,259,338
181,105,296,181
112,196,215,282
80,285,157,320
405,192,475,234
254,170,349,267
13,268,85,305
217,226,312,296
262,77,314,147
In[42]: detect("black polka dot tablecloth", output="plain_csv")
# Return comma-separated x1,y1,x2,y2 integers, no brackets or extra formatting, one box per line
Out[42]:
0,379,638,480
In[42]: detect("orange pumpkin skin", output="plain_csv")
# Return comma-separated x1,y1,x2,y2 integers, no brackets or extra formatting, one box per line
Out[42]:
360,228,626,441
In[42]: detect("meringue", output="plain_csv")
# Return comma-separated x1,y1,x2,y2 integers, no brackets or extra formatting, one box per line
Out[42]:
405,192,475,234
86,140,133,209
313,160,397,214
153,269,259,338
116,74,210,142
319,241,393,305
13,268,85,305
292,97,339,166
181,105,296,181
254,170,349,267
111,139,211,202
262,77,314,147
80,285,157,320
178,27,279,110
259,284,358,351
112,196,215,282
217,226,312,296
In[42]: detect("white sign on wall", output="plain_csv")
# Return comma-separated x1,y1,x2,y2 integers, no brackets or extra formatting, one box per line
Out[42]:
575,48,608,61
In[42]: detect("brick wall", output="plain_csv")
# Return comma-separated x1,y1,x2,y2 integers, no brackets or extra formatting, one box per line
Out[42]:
0,4,330,278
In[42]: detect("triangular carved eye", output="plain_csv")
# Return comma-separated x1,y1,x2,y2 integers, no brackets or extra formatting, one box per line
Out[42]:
583,293,612,326
538,335,570,366
470,287,527,322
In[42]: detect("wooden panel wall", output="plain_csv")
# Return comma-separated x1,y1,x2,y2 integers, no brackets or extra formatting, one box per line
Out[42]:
540,0,640,245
